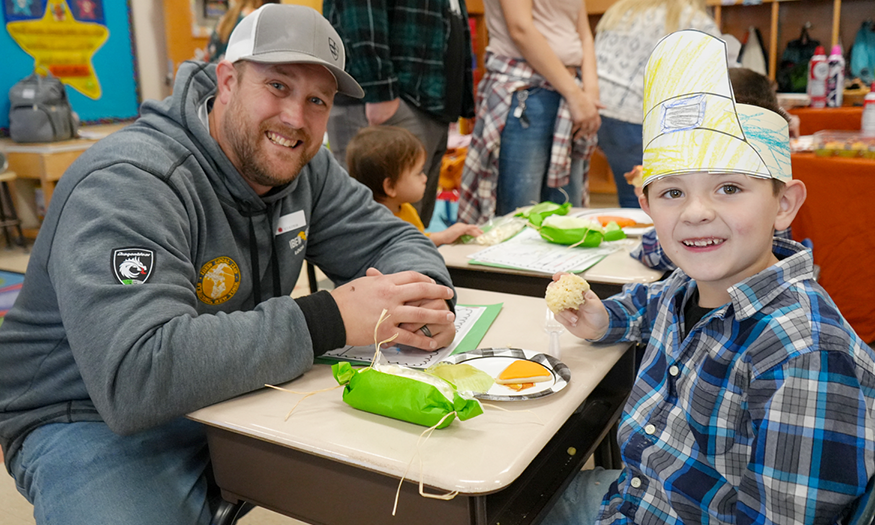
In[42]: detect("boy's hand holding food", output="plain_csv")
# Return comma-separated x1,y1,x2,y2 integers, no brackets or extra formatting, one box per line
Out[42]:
546,273,609,340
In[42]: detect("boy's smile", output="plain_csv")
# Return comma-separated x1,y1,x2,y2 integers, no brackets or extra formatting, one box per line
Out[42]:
641,172,803,307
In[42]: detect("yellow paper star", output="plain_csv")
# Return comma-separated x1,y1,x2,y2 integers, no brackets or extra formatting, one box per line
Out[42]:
7,0,109,99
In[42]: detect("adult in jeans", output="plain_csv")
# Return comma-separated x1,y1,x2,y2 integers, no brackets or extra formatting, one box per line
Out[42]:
594,0,718,208
0,6,456,524
322,0,475,228
458,0,601,225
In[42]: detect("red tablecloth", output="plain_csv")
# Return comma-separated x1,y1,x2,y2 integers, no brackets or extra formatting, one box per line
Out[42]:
787,107,864,135
790,153,875,342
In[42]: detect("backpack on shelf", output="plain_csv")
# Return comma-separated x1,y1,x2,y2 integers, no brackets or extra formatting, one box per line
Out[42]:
850,20,875,85
8,72,79,143
776,25,821,93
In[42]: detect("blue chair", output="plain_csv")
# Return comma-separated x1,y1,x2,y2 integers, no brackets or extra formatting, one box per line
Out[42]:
848,477,875,525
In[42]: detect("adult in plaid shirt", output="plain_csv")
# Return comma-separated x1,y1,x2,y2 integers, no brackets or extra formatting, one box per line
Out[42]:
543,30,875,525
458,0,600,225
322,0,475,228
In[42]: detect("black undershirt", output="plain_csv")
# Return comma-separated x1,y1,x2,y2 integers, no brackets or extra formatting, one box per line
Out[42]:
683,289,715,338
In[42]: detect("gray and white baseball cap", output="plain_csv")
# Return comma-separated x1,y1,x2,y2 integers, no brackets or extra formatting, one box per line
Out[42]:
224,4,364,98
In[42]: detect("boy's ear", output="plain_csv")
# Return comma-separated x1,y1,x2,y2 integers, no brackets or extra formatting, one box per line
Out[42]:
639,192,651,216
775,179,806,231
382,177,397,198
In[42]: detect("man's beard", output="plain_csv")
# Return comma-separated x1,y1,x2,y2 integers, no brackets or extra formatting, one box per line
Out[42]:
223,99,314,189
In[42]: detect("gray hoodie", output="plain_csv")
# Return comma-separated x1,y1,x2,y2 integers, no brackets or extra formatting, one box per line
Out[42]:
0,61,453,470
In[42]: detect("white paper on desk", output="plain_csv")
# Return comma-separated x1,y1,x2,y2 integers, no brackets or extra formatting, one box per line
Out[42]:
76,130,111,140
321,305,485,369
467,228,621,274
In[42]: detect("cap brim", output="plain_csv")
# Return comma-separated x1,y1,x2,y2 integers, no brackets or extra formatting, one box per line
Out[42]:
240,51,364,99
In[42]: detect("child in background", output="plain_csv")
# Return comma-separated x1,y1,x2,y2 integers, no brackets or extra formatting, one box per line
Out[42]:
346,126,482,246
543,31,874,525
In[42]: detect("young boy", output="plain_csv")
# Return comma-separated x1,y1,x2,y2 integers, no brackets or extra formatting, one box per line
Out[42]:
346,126,482,246
544,30,875,525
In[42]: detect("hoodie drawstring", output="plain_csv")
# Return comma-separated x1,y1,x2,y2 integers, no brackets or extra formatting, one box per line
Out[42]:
246,217,262,305
241,209,283,307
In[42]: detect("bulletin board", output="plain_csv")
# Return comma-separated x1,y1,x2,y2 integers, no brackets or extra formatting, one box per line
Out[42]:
0,0,140,135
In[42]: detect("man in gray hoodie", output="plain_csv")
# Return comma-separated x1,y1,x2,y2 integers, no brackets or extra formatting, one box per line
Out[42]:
0,5,457,524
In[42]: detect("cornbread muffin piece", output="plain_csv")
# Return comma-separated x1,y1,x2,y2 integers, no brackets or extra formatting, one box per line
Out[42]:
545,274,591,313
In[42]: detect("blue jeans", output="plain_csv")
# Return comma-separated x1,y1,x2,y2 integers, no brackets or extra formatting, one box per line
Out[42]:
597,116,642,209
10,419,214,525
541,467,622,525
496,88,584,215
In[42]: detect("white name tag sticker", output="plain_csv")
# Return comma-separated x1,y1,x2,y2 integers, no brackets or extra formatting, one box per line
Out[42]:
275,210,306,236
22,88,35,99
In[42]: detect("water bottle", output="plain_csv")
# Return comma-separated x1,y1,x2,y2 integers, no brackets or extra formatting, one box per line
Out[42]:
807,45,828,108
826,45,845,107
862,84,875,137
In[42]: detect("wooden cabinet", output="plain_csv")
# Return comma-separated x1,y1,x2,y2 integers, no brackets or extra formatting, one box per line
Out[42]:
586,0,872,82
703,0,870,83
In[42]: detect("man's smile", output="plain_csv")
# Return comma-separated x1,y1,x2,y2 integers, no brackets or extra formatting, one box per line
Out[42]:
266,131,302,149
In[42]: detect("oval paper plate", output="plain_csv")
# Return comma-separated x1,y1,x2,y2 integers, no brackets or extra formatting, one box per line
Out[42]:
441,347,570,401
573,208,654,236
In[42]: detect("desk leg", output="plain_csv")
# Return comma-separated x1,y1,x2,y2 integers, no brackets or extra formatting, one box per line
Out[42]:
39,179,54,212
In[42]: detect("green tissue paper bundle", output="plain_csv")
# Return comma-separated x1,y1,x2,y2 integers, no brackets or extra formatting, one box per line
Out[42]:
516,201,571,227
332,362,483,429
538,215,626,247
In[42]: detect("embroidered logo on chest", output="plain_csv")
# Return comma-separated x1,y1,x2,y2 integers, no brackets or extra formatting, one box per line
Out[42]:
196,256,241,305
289,230,307,255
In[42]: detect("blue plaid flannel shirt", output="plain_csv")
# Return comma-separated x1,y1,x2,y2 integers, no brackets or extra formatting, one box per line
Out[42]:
595,238,875,524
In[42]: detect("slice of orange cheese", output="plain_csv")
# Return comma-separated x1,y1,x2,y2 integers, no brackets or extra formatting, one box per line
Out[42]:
495,360,551,384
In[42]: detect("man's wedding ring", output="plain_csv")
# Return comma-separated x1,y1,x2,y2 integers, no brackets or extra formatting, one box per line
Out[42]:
419,325,433,338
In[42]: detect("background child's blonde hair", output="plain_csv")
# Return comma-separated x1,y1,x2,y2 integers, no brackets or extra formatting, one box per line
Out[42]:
596,0,709,34
346,126,426,199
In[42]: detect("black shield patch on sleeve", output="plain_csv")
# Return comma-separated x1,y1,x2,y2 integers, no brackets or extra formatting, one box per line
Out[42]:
113,248,155,285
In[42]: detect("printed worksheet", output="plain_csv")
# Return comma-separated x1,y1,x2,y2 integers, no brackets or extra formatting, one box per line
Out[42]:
467,228,621,274
321,304,501,369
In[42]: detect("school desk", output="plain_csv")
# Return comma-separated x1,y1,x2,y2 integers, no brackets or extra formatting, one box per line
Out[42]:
790,152,875,343
0,124,127,235
439,237,664,299
188,288,635,525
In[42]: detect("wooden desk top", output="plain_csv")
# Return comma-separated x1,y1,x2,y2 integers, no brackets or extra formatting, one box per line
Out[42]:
188,288,630,495
0,123,129,154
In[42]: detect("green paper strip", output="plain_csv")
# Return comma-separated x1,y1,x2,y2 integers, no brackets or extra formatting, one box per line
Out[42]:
451,303,502,355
